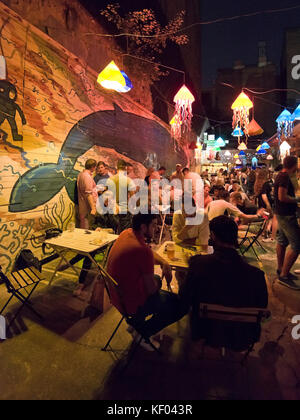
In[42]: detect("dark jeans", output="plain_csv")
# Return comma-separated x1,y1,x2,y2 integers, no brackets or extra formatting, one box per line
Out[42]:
131,289,184,338
68,252,97,284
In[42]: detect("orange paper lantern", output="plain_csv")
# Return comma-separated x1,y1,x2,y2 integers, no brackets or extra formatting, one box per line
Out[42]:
248,119,264,136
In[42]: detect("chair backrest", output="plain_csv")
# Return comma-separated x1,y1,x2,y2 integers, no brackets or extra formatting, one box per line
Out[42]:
96,264,128,316
196,303,270,352
199,303,270,323
246,219,267,239
0,265,43,291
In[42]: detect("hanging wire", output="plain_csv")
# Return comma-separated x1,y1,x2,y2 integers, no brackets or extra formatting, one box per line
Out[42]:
123,53,186,84
219,82,298,110
82,4,300,39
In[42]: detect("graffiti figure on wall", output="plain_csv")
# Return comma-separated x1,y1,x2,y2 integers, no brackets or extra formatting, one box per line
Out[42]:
0,80,26,141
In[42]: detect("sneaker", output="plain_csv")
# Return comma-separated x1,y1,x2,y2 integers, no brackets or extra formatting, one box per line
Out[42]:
278,277,300,290
262,237,274,243
139,337,160,352
130,331,160,352
277,270,298,280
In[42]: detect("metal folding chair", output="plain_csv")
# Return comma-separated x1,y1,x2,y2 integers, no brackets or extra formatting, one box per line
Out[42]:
238,219,267,260
98,265,161,366
198,303,271,364
0,265,44,330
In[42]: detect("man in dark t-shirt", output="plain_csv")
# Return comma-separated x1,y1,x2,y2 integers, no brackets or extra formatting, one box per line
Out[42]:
182,216,268,350
274,156,300,290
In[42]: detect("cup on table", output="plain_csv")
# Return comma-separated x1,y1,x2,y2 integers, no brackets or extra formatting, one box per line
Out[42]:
68,222,75,232
97,230,105,241
166,243,175,260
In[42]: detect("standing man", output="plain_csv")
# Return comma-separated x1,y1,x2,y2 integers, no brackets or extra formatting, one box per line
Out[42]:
274,156,300,289
94,161,110,186
106,159,136,233
77,159,98,229
171,164,184,184
151,166,167,182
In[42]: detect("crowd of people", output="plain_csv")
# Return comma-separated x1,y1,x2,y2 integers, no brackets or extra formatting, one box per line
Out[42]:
73,155,299,350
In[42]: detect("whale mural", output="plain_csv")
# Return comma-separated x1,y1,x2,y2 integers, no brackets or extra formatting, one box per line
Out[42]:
9,104,185,213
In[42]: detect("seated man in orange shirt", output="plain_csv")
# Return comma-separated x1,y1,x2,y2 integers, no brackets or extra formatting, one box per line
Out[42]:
107,213,183,350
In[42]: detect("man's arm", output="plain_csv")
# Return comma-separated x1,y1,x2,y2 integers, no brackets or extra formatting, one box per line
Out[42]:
227,202,263,224
87,194,97,215
143,274,160,295
152,250,173,285
278,186,300,204
140,249,160,295
172,214,195,244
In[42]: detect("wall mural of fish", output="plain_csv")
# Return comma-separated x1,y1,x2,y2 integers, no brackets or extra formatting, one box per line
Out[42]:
9,104,185,213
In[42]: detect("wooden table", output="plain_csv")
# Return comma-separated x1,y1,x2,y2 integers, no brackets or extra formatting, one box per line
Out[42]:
157,241,214,271
44,228,119,286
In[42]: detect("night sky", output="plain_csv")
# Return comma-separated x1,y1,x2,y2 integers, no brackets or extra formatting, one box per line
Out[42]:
201,0,300,88
81,0,300,90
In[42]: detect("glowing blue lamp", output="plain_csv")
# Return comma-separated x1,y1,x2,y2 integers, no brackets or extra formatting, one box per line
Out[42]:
252,157,258,169
216,137,226,147
276,109,293,140
292,104,300,121
116,71,133,93
257,148,267,155
276,109,292,124
261,142,270,150
238,150,246,156
232,127,244,137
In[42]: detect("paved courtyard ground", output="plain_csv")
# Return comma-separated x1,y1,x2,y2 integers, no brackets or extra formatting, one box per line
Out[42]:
0,241,300,400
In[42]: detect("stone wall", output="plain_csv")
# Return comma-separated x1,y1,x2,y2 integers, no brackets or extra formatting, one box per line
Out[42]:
0,0,153,110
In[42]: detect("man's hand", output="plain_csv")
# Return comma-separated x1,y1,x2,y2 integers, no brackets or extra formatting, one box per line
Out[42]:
90,208,97,216
162,263,172,285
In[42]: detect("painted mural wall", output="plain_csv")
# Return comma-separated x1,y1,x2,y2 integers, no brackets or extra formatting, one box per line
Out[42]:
0,3,186,273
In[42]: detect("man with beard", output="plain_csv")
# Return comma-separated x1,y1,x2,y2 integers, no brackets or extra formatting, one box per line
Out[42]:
107,214,183,351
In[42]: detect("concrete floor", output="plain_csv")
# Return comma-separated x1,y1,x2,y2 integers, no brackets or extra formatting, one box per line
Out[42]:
0,243,300,400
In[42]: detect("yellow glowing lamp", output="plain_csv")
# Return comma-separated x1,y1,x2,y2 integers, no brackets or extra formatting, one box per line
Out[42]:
238,142,247,151
97,61,127,91
174,85,195,103
231,92,253,110
234,154,239,159
256,145,262,152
